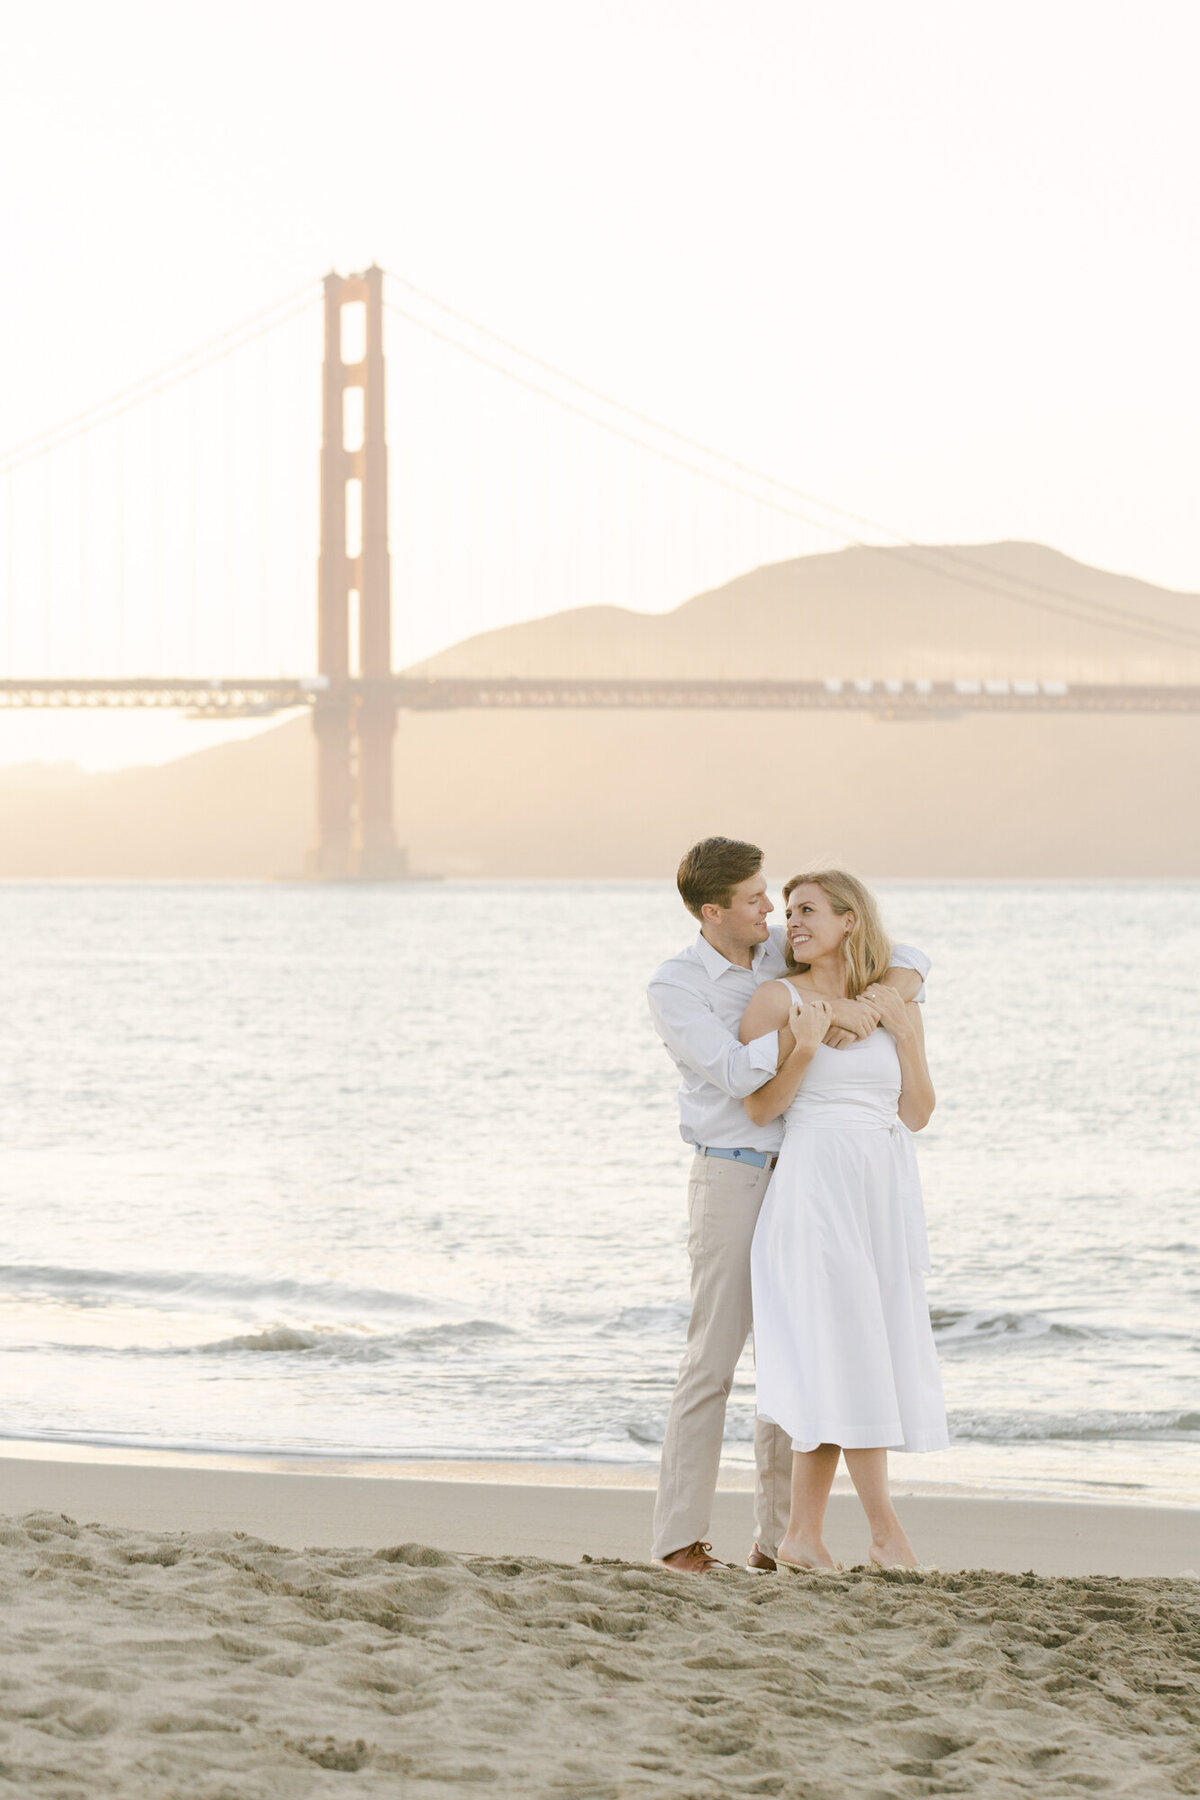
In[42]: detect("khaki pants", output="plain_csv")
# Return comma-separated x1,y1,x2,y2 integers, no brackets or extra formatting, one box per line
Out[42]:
651,1151,793,1561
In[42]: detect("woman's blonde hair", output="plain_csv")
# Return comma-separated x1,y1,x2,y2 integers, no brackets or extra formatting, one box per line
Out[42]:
782,869,892,998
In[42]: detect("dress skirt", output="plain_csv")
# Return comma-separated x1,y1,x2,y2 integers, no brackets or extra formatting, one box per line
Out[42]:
750,1119,949,1454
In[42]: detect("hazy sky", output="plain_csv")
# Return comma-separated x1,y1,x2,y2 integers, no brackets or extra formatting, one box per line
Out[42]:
3,0,1199,766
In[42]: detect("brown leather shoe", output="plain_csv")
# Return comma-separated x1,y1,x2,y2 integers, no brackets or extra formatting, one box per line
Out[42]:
745,1544,777,1573
652,1540,728,1573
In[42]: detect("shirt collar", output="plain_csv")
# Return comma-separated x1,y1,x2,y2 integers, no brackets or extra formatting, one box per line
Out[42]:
751,935,776,972
694,930,763,982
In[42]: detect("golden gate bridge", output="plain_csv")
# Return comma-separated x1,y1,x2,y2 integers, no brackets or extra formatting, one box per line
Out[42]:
3,265,1198,877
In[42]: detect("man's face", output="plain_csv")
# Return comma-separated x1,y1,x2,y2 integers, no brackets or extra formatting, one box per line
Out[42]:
703,872,773,946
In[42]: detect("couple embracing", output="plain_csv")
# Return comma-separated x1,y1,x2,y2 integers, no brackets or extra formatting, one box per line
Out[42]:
647,837,947,1575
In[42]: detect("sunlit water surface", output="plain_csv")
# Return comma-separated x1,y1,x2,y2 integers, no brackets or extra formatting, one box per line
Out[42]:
0,879,1196,1505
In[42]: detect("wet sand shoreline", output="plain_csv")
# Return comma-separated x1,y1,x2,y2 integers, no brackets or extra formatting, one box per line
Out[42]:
2,1451,1196,1578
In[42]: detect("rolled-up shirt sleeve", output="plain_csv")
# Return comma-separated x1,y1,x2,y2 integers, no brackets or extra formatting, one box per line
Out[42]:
890,942,930,1003
648,977,778,1099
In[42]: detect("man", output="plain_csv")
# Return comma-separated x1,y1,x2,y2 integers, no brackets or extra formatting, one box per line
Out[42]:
647,837,929,1573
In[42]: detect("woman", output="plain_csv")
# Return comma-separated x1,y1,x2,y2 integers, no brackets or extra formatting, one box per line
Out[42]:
739,870,947,1572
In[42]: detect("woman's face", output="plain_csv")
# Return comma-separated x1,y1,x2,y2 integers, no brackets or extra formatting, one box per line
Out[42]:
785,883,853,962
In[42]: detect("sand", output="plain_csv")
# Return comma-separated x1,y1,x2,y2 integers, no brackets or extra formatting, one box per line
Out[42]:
1,1458,1198,1797
1,1508,1197,1800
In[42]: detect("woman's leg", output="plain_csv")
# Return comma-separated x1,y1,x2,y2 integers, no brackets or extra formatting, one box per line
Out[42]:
841,1448,919,1568
777,1443,841,1568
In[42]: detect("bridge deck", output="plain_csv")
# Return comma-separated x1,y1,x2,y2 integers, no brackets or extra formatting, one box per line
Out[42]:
0,676,1197,717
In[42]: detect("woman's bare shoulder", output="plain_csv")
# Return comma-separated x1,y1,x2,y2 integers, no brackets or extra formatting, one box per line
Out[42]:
752,975,801,1004
759,974,818,1003
739,978,795,1042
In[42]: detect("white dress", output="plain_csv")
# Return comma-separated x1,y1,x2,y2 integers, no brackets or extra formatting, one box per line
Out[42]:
750,981,949,1454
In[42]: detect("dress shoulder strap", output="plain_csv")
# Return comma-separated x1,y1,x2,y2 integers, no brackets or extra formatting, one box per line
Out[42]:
772,978,802,1003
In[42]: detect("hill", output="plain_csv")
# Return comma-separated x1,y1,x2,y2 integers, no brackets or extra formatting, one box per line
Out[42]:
0,541,1196,879
409,540,1200,684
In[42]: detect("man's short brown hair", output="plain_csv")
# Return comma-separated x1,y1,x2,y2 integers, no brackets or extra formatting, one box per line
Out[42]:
676,837,764,919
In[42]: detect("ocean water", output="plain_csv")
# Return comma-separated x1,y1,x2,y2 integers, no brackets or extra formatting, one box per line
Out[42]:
0,878,1197,1506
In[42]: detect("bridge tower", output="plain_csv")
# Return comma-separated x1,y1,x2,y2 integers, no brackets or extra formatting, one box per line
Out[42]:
309,264,406,878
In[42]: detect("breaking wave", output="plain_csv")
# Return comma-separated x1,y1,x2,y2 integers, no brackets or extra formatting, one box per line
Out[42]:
0,1318,519,1363
931,1306,1096,1345
950,1409,1200,1444
187,1319,517,1359
0,1262,430,1321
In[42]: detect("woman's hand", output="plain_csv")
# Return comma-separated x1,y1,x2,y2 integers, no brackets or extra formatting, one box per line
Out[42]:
744,997,829,1125
790,998,831,1049
868,984,914,1041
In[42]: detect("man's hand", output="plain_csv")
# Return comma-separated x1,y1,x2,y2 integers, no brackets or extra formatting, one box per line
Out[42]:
869,984,914,1041
824,995,881,1049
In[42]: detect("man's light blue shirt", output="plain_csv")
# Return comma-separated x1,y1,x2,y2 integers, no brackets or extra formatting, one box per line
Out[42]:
647,925,930,1153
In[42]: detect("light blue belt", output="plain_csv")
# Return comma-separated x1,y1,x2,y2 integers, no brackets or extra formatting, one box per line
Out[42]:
695,1145,778,1169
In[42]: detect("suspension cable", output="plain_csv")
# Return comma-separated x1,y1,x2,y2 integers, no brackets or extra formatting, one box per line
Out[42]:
0,282,321,475
383,270,1200,654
